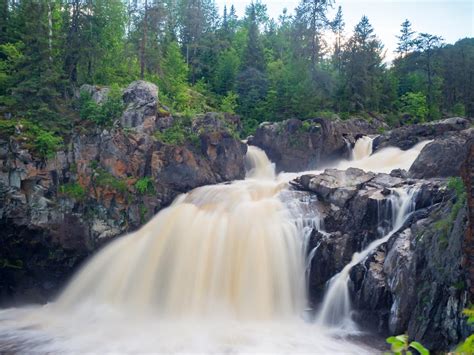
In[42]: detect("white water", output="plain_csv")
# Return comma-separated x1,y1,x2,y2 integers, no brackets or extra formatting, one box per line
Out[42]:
351,136,374,161
0,146,375,354
317,188,418,329
0,141,429,353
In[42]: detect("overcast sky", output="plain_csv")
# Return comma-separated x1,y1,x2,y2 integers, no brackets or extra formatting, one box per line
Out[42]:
215,0,474,61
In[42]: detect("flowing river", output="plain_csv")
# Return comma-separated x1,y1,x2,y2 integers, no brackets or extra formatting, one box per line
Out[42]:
0,137,430,353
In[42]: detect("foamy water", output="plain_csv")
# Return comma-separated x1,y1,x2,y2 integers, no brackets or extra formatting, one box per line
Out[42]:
0,140,430,354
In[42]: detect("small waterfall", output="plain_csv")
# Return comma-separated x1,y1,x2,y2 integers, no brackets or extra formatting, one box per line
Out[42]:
245,145,276,180
316,187,418,329
352,136,374,161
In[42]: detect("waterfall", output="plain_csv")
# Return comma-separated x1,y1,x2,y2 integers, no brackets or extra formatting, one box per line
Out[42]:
56,146,304,319
337,140,431,173
0,142,430,353
352,136,374,161
316,188,418,329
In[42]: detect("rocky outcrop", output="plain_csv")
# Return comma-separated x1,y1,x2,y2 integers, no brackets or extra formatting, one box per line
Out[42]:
248,117,383,172
291,168,469,351
409,128,474,179
373,117,470,152
120,80,160,133
0,82,246,305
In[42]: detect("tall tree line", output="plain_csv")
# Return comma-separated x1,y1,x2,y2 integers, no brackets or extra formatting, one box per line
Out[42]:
0,0,473,135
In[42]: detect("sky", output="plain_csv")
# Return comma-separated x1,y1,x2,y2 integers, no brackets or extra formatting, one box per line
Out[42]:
215,0,474,61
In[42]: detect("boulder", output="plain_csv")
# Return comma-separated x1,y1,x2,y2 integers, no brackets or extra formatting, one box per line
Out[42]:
79,84,110,104
248,117,382,172
409,129,474,178
120,80,159,132
373,117,470,152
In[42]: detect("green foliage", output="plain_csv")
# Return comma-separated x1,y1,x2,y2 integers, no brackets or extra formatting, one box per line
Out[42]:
452,103,466,117
0,119,63,158
154,116,200,147
94,168,128,193
59,182,86,201
398,92,428,123
435,177,466,241
220,91,239,114
135,177,155,195
456,308,474,353
386,334,430,355
79,84,124,126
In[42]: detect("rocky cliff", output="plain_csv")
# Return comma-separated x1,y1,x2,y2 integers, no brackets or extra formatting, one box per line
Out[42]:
0,81,246,304
291,141,473,351
247,117,385,172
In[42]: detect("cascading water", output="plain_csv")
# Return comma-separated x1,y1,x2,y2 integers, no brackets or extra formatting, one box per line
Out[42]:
351,136,374,161
0,145,376,354
316,187,418,329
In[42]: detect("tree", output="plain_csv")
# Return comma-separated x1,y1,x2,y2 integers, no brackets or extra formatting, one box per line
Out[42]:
396,19,416,57
294,0,334,72
414,32,443,119
339,16,385,112
241,3,266,72
331,6,345,71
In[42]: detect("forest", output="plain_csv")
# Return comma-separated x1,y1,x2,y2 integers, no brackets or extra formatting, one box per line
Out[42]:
0,0,473,141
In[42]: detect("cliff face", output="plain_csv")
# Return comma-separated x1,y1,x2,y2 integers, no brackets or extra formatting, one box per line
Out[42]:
289,128,474,351
0,81,247,304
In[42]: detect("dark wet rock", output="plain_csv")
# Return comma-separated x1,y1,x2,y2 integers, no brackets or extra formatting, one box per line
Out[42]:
409,129,474,178
291,167,469,350
248,117,382,172
373,117,470,152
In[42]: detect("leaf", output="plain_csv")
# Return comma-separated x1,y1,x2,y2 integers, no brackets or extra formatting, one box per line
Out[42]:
395,334,408,343
386,336,402,345
410,341,430,355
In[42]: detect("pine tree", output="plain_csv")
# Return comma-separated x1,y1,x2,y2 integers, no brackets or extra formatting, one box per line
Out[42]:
241,3,265,72
396,19,415,57
331,6,345,71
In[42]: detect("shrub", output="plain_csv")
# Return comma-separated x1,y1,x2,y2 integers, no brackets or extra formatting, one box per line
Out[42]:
398,92,428,123
435,177,466,241
59,182,86,201
220,91,238,114
94,168,128,193
135,177,155,195
154,116,201,147
79,84,124,126
452,102,466,117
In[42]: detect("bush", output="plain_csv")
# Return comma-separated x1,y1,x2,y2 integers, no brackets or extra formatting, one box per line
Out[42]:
59,182,86,201
220,91,238,114
398,92,428,123
452,103,466,117
154,116,200,147
94,168,128,193
135,177,155,195
1,119,63,158
79,84,124,126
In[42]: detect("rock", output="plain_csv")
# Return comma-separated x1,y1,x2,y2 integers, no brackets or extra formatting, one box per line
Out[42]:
291,166,469,350
79,84,110,104
0,105,247,305
409,129,474,178
120,80,159,132
373,117,470,152
248,117,381,172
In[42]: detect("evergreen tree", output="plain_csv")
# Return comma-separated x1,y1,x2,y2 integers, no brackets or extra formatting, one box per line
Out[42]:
396,19,415,57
